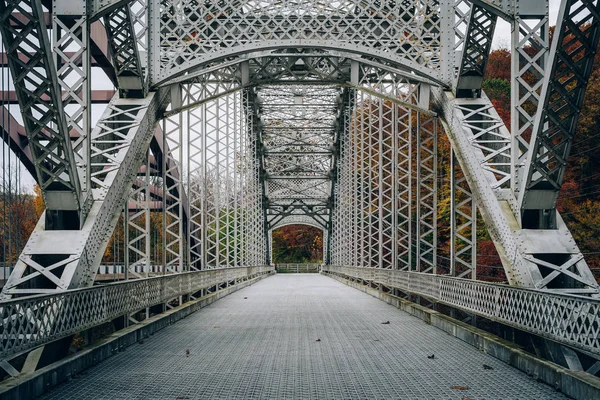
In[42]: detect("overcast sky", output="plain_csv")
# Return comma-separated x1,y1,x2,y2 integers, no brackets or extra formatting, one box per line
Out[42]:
493,0,561,48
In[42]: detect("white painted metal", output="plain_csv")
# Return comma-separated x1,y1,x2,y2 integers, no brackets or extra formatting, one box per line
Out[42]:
1,0,600,377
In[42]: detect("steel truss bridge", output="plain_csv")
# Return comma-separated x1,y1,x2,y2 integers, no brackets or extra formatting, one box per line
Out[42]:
0,0,600,396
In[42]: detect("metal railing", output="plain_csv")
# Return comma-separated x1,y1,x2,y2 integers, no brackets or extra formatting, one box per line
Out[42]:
323,265,600,356
0,266,274,360
274,263,321,273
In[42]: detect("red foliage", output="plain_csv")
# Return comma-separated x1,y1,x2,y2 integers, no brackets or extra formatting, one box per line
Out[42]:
272,224,323,263
484,48,511,81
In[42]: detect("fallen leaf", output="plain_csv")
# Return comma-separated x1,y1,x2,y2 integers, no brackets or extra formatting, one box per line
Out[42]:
381,321,390,325
185,349,190,357
244,297,248,299
315,339,321,342
214,326,220,328
451,386,469,391
483,364,493,370
427,354,435,359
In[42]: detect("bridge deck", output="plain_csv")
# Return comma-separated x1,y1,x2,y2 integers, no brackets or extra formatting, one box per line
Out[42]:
40,274,565,399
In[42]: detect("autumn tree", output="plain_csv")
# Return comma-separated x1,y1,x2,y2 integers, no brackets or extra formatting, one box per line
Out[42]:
272,224,323,263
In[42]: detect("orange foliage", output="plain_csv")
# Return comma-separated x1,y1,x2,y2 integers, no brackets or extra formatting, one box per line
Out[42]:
272,224,323,263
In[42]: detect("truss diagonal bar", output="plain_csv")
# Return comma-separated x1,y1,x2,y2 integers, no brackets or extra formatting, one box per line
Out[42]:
1,91,166,299
519,0,600,223
456,4,497,97
436,88,599,297
0,0,82,216
104,3,146,97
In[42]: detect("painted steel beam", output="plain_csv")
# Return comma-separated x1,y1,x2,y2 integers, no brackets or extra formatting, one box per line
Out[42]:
103,3,146,97
0,89,114,103
1,89,167,297
0,0,85,222
518,0,600,226
455,4,498,97
435,88,599,297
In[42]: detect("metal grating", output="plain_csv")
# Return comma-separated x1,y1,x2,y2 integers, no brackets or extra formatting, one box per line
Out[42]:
39,274,566,400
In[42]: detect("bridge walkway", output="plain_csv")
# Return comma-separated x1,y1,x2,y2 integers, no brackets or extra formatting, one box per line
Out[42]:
39,274,566,399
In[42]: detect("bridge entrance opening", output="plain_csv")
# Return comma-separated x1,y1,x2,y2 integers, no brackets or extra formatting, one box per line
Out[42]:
271,224,324,266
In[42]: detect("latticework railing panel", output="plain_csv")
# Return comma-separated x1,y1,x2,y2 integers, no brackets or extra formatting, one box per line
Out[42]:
0,266,273,360
324,265,600,355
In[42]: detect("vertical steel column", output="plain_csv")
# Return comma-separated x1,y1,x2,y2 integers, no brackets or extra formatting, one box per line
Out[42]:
379,95,394,269
450,150,477,279
52,7,91,202
416,113,438,274
441,0,472,83
343,92,354,267
203,98,220,268
125,150,151,279
130,0,148,58
396,105,412,271
187,96,203,270
162,113,184,273
511,3,549,194
244,89,267,265
441,0,469,83
0,0,83,220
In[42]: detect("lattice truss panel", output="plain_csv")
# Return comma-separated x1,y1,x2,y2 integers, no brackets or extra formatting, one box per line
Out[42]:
184,88,266,269
1,90,165,300
330,82,436,272
103,3,146,96
258,85,338,230
162,112,186,273
124,150,153,279
519,0,600,213
437,0,600,298
151,0,444,83
0,0,83,214
416,114,437,273
440,85,599,296
52,9,91,199
3,0,600,378
455,3,497,95
324,265,600,358
511,5,549,193
450,150,477,280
